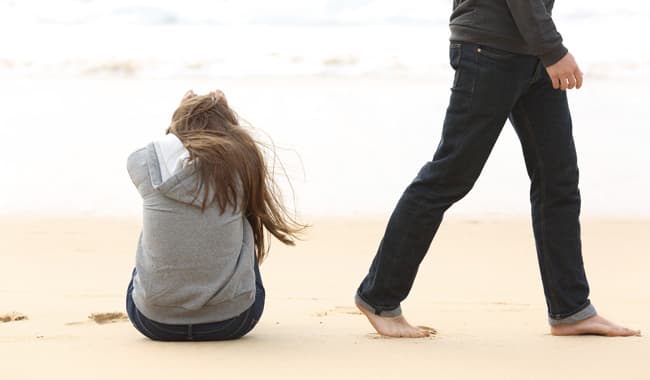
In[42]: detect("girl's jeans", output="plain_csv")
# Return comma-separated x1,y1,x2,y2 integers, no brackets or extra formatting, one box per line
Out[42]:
126,262,265,341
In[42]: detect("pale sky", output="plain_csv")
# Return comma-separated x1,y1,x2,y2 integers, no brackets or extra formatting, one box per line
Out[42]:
1,0,648,26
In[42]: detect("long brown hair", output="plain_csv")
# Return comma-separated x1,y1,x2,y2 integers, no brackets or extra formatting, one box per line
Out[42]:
166,92,304,262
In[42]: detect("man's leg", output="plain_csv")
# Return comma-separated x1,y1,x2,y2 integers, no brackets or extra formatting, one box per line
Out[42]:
510,64,640,336
356,43,534,337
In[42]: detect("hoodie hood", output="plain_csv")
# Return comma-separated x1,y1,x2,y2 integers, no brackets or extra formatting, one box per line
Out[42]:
144,134,210,207
154,133,189,183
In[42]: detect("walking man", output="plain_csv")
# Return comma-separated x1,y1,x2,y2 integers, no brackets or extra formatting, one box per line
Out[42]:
355,0,640,338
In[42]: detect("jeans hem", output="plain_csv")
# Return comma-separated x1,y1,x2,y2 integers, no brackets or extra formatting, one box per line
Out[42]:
354,294,402,318
548,303,597,326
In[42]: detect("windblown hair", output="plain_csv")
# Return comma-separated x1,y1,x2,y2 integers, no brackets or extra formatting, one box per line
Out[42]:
166,93,304,262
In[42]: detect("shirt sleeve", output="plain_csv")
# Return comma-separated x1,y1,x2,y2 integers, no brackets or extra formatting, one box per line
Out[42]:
505,0,568,66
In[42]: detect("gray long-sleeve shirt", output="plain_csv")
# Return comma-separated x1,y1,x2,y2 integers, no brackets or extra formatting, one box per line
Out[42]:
450,0,567,66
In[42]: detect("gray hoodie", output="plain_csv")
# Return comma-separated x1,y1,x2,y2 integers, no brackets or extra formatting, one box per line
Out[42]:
127,133,256,325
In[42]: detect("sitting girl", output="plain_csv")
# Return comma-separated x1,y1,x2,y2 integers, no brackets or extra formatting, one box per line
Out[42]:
125,89,303,341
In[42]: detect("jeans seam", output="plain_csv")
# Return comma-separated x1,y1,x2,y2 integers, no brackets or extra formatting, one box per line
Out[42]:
517,103,560,312
470,44,477,101
187,324,193,341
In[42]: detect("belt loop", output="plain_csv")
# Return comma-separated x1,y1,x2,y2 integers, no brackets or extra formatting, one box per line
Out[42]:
187,324,193,341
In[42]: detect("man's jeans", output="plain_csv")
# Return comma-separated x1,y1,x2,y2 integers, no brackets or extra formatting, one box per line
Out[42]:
356,42,596,325
126,262,265,341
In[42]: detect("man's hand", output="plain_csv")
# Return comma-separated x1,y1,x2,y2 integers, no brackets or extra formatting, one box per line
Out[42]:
545,52,584,90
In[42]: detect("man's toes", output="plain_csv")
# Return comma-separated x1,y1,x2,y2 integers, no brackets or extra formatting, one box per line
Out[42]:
411,331,426,338
395,326,427,338
407,329,428,338
607,326,638,337
414,327,431,338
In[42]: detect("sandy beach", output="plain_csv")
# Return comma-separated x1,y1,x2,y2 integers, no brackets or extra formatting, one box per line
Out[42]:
1,217,647,379
2,2,649,378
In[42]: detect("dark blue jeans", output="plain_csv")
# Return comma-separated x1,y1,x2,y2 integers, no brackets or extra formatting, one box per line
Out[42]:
126,262,265,341
357,42,595,325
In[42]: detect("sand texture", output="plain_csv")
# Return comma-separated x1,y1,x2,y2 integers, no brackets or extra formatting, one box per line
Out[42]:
0,217,648,379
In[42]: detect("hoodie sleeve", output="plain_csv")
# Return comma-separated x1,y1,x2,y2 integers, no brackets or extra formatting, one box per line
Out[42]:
505,0,568,66
127,147,154,197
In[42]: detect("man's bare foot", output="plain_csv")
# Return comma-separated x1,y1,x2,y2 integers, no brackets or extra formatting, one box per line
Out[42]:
355,303,432,338
551,315,641,337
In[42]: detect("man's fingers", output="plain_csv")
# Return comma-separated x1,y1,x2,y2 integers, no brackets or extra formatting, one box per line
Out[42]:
576,70,584,89
551,74,560,89
559,75,568,90
567,74,577,90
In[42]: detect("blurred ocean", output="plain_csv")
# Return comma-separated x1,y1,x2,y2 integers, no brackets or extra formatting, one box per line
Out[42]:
1,0,650,79
1,1,648,218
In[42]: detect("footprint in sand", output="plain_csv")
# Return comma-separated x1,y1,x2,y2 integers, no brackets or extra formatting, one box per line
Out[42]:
0,312,28,323
66,312,128,326
89,312,129,324
314,306,363,317
333,306,363,315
